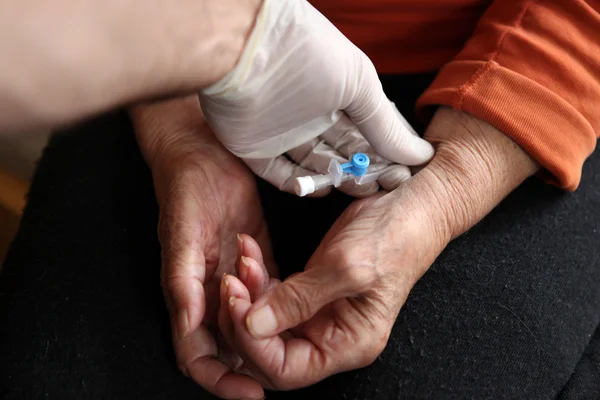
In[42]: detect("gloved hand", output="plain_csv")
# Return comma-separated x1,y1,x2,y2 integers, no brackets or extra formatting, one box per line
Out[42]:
199,0,434,196
242,106,419,197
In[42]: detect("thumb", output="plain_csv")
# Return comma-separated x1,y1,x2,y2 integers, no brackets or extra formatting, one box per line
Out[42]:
345,73,434,166
244,265,361,339
158,193,207,340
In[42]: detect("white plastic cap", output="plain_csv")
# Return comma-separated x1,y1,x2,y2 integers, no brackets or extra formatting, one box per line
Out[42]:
294,176,315,197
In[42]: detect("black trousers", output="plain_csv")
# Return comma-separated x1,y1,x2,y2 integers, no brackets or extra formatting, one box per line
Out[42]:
1,75,599,400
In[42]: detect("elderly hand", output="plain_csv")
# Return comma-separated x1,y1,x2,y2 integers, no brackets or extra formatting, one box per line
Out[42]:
199,0,434,194
131,95,275,400
216,107,539,390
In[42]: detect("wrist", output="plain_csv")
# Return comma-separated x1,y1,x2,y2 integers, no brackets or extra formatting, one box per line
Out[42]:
131,96,240,208
130,96,248,185
158,0,263,91
102,0,263,105
131,96,210,170
405,107,539,242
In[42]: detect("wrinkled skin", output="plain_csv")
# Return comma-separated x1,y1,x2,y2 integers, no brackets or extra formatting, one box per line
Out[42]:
133,101,538,398
132,96,275,400
216,107,539,392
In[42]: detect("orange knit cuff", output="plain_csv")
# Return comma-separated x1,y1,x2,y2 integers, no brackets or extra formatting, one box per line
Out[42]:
417,60,597,191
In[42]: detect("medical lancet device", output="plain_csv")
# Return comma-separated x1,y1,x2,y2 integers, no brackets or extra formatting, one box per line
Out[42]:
294,153,386,197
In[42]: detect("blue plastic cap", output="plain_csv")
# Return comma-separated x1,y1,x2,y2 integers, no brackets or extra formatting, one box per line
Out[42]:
341,153,370,176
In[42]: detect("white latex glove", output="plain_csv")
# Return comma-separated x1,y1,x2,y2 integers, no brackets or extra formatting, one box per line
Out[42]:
199,0,434,195
244,109,417,197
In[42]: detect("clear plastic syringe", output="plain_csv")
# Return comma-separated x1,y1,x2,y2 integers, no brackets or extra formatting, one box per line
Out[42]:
294,153,386,197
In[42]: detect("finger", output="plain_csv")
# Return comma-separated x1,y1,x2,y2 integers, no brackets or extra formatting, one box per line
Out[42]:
389,101,419,137
220,274,287,345
218,276,240,363
173,323,264,400
314,116,382,197
246,221,279,280
237,234,282,301
243,156,332,197
237,233,272,296
344,68,434,165
266,277,282,292
158,197,207,340
226,274,388,390
286,137,379,197
318,113,412,192
244,265,367,339
219,274,277,347
218,274,270,384
356,97,433,165
219,274,253,343
239,256,267,302
319,113,374,158
376,164,412,191
319,113,388,165
237,233,266,270
228,295,334,390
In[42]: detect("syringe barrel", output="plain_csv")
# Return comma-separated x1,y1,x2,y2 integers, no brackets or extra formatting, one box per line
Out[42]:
312,174,334,191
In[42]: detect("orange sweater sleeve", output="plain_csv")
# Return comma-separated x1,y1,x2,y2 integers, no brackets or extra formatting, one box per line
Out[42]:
417,0,600,191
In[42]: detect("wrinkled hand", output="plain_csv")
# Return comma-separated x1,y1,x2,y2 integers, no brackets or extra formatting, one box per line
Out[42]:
199,0,434,195
131,95,276,399
216,107,539,390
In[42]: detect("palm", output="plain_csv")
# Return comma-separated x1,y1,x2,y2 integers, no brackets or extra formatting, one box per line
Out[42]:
135,99,272,398
160,133,276,398
194,150,275,323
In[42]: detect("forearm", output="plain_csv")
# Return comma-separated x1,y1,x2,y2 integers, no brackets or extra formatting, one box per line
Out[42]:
398,107,539,247
0,0,261,134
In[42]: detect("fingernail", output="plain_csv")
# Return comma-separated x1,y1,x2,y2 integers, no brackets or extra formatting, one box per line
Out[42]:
237,233,243,244
177,310,189,338
240,256,249,282
246,305,277,338
222,273,230,288
229,296,236,308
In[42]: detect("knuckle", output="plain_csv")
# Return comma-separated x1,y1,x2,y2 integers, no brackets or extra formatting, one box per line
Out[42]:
358,352,378,368
268,374,287,390
357,331,389,367
276,282,314,323
330,249,355,272
331,253,376,292
355,48,378,79
162,289,176,316
160,274,186,294
347,266,374,289
243,158,270,176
